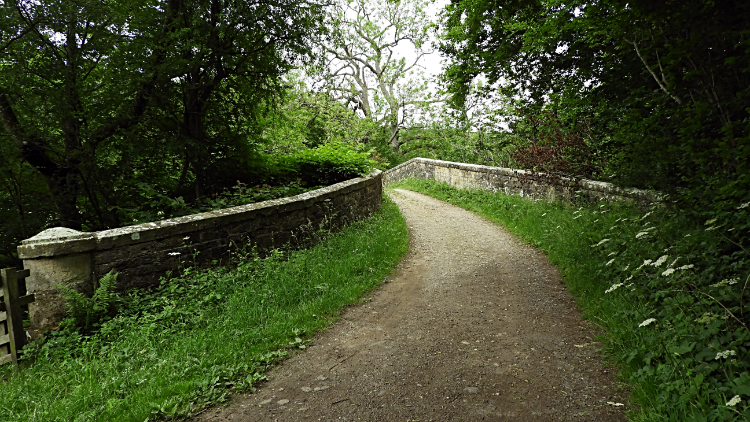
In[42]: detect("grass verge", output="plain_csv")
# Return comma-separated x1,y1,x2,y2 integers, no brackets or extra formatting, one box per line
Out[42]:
390,179,750,422
0,195,408,422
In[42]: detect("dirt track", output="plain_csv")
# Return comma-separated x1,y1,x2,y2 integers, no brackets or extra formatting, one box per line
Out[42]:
192,189,629,421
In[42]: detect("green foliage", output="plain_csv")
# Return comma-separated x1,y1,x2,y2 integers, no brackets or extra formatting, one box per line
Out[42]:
2,196,408,422
0,0,327,231
278,142,384,186
261,74,387,150
0,147,56,268
392,179,750,421
313,0,436,149
57,271,121,332
438,0,750,209
114,179,321,226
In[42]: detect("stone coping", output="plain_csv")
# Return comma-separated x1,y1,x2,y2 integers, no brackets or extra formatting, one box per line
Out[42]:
383,157,661,203
19,171,381,260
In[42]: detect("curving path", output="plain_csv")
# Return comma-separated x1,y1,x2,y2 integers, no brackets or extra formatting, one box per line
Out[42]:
193,189,629,421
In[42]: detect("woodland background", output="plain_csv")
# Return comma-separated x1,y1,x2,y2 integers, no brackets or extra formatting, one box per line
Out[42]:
1,0,749,268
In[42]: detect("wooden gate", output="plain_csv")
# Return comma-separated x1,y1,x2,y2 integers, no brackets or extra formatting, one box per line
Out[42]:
1,268,35,366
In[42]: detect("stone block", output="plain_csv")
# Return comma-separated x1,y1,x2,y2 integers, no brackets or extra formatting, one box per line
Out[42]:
24,252,93,332
18,228,96,259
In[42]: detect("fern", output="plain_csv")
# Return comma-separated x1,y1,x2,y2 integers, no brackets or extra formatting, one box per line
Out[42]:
57,271,121,330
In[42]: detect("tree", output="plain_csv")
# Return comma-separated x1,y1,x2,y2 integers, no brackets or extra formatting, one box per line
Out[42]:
261,73,384,152
312,0,439,151
0,0,173,229
152,0,326,198
0,0,325,230
438,0,750,209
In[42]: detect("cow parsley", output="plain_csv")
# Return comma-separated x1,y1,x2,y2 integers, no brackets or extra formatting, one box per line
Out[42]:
638,318,656,327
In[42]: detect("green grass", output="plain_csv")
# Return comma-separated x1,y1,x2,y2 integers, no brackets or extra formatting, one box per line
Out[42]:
390,179,750,422
0,195,408,422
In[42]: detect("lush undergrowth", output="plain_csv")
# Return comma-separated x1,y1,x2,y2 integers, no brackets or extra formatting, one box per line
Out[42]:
390,179,750,422
121,141,383,227
0,196,408,422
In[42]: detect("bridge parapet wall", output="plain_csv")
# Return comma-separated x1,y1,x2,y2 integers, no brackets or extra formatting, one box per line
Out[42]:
383,158,660,205
18,171,383,332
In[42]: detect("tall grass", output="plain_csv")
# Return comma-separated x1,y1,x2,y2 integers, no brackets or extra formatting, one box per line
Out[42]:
391,179,750,422
0,196,408,422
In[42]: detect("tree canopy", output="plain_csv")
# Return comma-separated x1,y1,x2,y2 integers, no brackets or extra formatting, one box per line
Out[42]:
439,0,750,210
310,0,441,151
0,0,326,231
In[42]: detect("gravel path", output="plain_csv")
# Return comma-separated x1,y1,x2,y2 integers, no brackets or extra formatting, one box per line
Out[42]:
192,189,629,421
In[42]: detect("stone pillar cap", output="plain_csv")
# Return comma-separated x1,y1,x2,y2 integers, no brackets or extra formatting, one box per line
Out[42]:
19,227,96,259
22,227,94,245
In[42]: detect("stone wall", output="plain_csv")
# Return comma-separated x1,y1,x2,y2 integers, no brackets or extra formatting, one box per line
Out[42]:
383,158,660,205
18,171,383,332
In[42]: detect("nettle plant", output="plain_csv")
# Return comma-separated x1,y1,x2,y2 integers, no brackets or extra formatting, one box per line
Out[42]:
590,201,750,421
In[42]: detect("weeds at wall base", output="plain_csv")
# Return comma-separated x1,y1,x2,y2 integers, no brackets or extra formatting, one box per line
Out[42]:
391,179,750,422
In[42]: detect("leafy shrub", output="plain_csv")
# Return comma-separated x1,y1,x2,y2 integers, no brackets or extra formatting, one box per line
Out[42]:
277,142,384,186
57,271,121,332
591,204,750,422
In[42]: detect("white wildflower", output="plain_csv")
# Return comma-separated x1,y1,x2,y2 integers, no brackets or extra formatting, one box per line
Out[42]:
669,257,680,268
606,283,624,293
635,231,649,239
738,202,750,210
594,219,599,223
622,264,630,272
592,238,610,247
605,258,616,266
726,395,742,407
168,252,181,256
695,312,717,324
606,401,625,407
641,211,652,220
638,318,657,327
541,213,547,216
608,252,617,256
677,264,694,270
652,255,669,267
661,268,676,276
600,204,606,208
684,233,691,237
625,274,634,281
715,350,737,360
705,218,718,226
643,259,653,266
183,236,190,240
574,215,581,220
711,278,739,288
706,226,718,231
